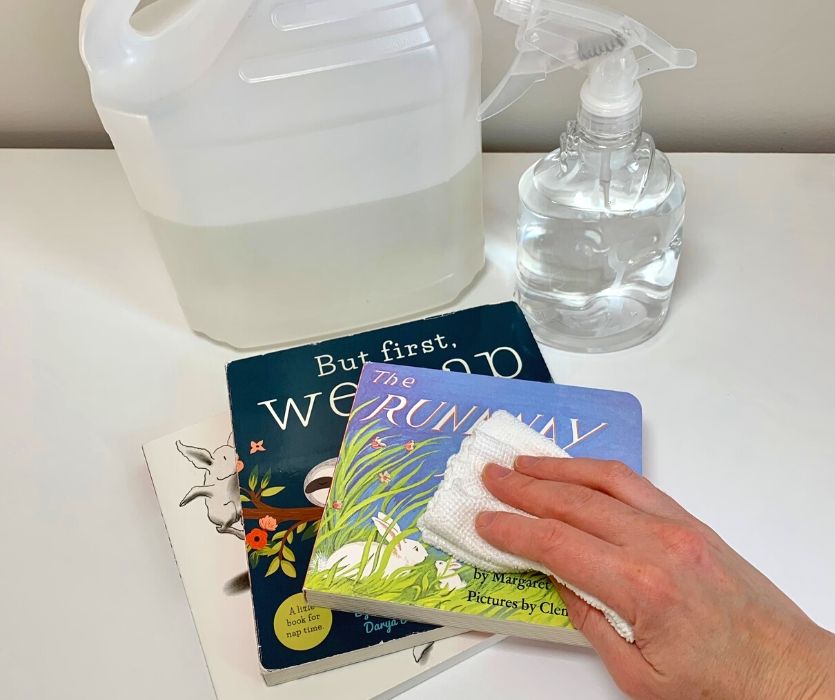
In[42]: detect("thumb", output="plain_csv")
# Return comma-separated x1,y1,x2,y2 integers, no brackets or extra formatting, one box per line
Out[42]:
554,581,650,697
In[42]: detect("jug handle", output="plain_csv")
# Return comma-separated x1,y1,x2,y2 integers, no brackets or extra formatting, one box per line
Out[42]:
80,0,251,106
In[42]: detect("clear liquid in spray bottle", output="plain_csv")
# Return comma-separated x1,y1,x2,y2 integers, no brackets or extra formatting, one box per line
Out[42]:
482,0,696,352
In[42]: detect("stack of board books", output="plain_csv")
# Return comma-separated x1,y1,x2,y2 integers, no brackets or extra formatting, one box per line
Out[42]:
145,302,590,697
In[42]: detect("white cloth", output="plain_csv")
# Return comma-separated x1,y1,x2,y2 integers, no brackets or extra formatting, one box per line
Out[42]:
419,411,635,643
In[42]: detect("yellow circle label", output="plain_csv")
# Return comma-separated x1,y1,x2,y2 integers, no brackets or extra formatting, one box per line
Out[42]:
273,593,332,651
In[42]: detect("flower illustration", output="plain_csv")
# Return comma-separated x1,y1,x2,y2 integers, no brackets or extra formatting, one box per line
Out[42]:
370,436,386,450
259,515,278,532
246,528,268,550
379,471,392,484
332,500,343,511
250,440,266,455
404,440,416,452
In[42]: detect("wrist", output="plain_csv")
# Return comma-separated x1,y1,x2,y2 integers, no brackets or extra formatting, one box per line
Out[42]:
799,626,835,699
735,614,834,700
770,624,835,700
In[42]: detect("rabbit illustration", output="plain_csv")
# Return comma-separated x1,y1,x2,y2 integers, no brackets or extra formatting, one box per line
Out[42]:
435,559,466,591
323,512,428,579
177,436,244,540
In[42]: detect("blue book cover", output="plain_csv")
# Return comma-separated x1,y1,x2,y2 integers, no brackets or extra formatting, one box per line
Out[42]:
225,303,552,680
305,363,641,645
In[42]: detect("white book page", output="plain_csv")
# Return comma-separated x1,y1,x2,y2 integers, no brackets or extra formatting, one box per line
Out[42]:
144,414,497,700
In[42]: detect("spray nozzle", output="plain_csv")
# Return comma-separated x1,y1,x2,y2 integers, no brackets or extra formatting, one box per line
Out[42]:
481,0,696,122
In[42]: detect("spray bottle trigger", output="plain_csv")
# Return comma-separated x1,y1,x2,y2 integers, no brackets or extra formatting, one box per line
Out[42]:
479,50,567,121
636,47,697,79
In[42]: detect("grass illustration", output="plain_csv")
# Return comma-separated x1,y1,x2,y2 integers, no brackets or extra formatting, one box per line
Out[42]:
306,556,571,627
307,401,573,628
315,410,445,558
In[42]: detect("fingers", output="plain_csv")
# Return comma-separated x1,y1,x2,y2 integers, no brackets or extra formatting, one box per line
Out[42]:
555,583,650,697
515,456,685,518
475,511,635,619
482,463,643,545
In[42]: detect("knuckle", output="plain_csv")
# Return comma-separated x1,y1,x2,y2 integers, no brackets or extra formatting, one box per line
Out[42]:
515,474,542,500
658,522,708,563
602,460,636,483
489,513,515,541
535,520,569,560
562,485,596,511
478,513,514,550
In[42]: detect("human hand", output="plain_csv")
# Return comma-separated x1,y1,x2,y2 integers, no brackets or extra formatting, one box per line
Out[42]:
475,458,835,700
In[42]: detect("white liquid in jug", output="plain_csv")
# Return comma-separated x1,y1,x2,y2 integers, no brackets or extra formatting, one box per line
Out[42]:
82,0,485,347
150,157,484,348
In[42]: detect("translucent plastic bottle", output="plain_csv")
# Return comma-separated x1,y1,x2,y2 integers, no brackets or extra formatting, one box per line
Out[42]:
80,0,484,348
481,0,696,353
516,109,686,352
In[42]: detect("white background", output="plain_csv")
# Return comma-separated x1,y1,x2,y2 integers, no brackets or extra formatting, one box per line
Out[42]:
2,151,834,699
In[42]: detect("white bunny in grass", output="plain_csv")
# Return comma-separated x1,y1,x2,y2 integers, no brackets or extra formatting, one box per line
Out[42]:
435,559,467,591
323,512,428,579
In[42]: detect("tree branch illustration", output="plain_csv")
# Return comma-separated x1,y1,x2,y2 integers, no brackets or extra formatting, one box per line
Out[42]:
241,488,323,525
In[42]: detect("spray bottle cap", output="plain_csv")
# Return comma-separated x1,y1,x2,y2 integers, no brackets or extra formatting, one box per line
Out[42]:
482,0,696,127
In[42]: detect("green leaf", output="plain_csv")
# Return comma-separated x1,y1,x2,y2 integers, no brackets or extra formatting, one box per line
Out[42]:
239,495,250,503
287,530,294,544
281,560,297,578
265,557,282,578
248,468,258,492
283,547,296,563
261,486,285,498
296,521,307,533
271,530,287,541
261,469,272,491
302,525,319,542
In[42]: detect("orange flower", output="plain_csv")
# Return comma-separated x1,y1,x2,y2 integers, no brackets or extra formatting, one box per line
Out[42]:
259,515,278,532
332,500,343,510
246,528,268,550
250,440,266,454
379,471,392,484
405,440,416,452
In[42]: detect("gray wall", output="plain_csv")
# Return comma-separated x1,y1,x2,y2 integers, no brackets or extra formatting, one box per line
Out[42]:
2,0,834,152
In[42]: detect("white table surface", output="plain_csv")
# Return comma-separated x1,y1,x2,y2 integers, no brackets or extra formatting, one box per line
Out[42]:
2,151,834,700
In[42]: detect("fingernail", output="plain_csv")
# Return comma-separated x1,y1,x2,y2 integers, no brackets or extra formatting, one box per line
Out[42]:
514,456,539,469
475,512,497,529
483,463,512,480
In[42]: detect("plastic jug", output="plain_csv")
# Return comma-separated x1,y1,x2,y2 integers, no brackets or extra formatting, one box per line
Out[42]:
80,0,484,348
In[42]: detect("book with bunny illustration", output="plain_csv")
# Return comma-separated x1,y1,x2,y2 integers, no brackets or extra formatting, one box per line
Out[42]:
225,303,552,682
143,414,501,700
304,363,642,645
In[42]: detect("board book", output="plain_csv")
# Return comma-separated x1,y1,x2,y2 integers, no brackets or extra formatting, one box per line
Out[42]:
304,363,642,646
143,414,502,700
225,302,552,681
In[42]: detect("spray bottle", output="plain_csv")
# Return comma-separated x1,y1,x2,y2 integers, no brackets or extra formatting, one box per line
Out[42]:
483,0,696,353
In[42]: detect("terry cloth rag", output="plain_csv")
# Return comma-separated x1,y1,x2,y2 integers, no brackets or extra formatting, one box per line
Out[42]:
419,410,635,643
